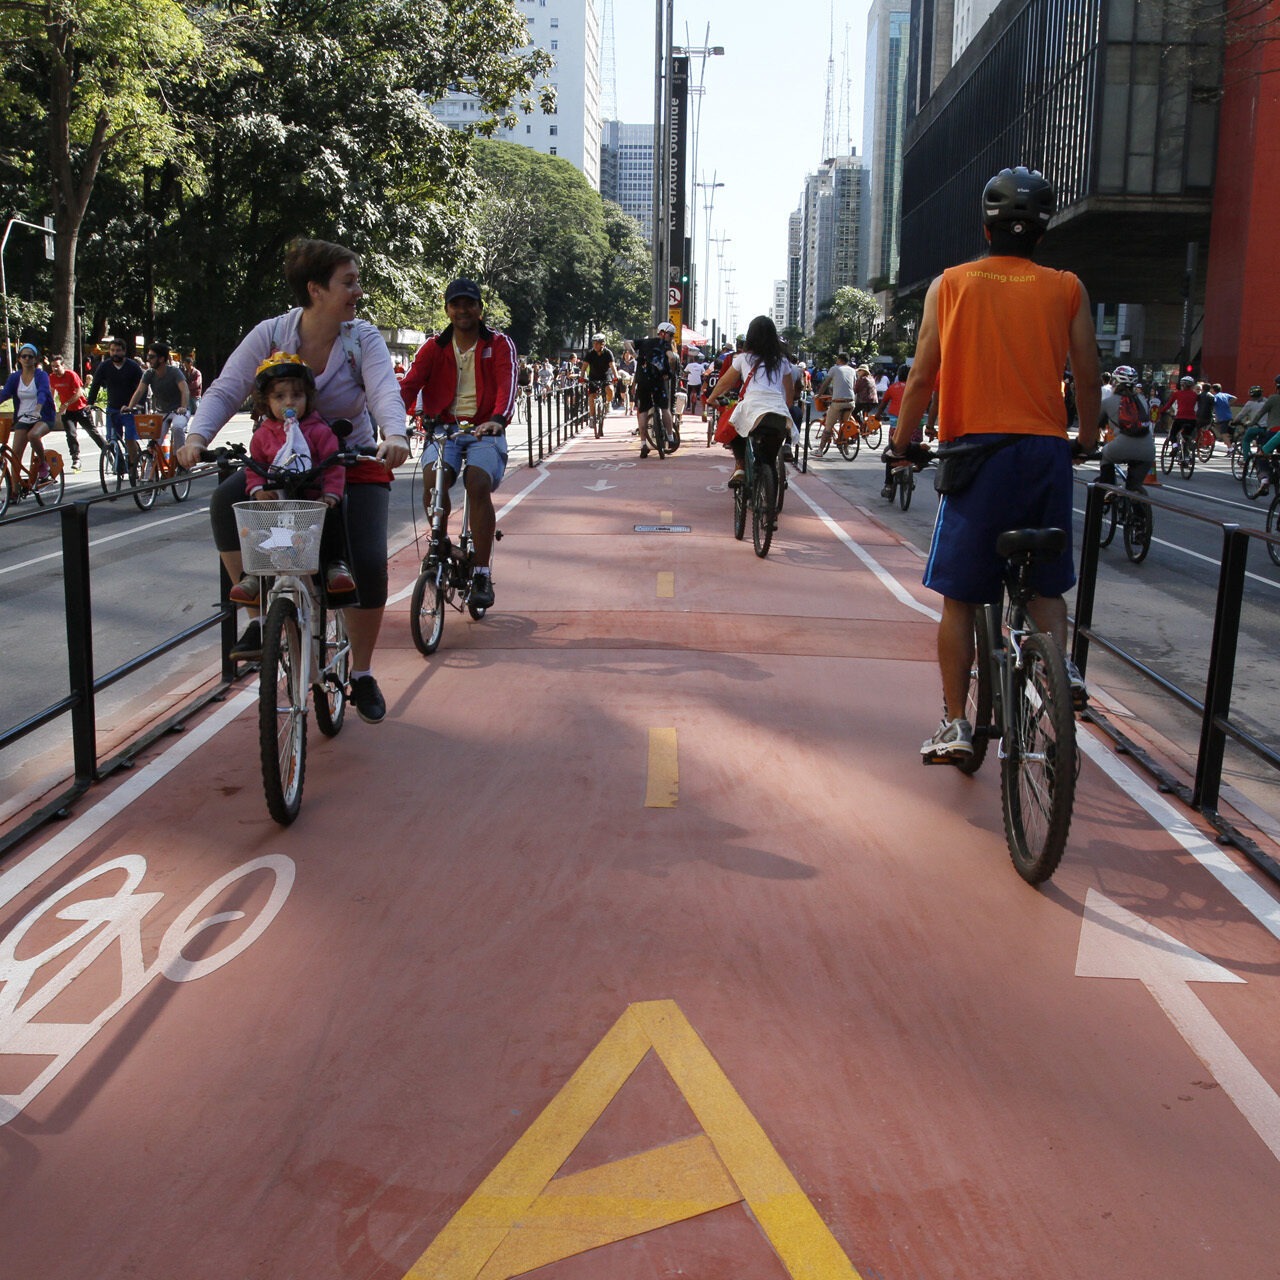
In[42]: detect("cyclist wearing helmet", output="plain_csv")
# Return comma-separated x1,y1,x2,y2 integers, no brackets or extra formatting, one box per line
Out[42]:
229,352,355,602
1239,375,1280,494
634,321,680,458
178,238,410,724
1159,375,1200,458
579,333,616,435
1231,385,1267,442
887,165,1100,761
1097,365,1153,492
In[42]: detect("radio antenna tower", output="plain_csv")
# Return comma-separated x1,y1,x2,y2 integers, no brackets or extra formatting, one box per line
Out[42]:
599,0,618,121
820,2,836,161
838,24,852,155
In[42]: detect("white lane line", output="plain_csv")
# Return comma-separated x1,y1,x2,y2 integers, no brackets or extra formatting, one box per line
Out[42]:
0,505,212,577
0,687,257,911
789,478,941,621
1071,503,1280,592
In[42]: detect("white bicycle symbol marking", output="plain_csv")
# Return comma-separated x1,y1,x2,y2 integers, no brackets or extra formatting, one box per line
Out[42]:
0,853,294,1124
589,461,638,471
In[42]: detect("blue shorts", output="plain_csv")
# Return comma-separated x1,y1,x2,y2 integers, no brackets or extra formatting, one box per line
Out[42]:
423,432,507,491
924,434,1075,605
106,408,138,442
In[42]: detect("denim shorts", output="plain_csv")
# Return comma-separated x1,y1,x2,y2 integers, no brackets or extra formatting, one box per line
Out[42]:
423,432,508,491
924,433,1075,605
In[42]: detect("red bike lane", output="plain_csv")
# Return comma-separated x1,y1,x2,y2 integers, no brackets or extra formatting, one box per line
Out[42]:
2,415,1280,1279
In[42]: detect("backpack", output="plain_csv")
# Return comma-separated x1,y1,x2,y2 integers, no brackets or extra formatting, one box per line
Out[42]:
634,336,670,388
1117,391,1147,436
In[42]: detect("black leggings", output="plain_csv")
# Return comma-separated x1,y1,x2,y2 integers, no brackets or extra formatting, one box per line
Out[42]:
731,416,788,468
210,472,391,608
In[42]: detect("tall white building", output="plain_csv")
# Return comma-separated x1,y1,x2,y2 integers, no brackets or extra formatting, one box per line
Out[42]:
792,153,868,332
863,0,912,288
600,120,654,238
430,0,602,190
772,280,788,330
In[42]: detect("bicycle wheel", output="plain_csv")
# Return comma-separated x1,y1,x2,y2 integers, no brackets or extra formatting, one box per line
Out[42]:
1160,436,1174,475
134,445,160,510
837,425,860,460
1124,500,1152,564
33,456,65,507
1197,430,1215,463
1267,494,1280,568
100,444,125,498
171,463,192,502
956,612,994,775
312,605,350,736
1229,443,1243,480
1098,494,1119,547
0,461,10,517
1243,456,1267,500
1179,442,1196,479
774,458,787,514
751,464,776,557
1000,632,1076,885
409,566,446,655
813,431,831,458
898,467,914,511
733,477,747,541
259,597,307,826
864,419,883,449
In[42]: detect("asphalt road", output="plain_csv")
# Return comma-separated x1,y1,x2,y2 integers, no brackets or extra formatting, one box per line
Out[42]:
801,428,1280,834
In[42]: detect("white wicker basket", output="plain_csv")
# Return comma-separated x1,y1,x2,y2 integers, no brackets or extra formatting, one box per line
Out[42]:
233,500,327,575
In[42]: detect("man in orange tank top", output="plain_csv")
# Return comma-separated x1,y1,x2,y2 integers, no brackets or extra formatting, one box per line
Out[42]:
888,166,1101,762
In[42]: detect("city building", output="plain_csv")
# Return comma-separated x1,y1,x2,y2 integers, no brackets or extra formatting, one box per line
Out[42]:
786,210,804,333
792,154,868,333
771,280,787,331
599,120,655,240
862,0,912,291
899,0,1221,375
430,0,602,190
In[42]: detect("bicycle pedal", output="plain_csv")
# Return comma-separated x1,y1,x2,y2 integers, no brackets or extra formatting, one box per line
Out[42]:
922,747,971,767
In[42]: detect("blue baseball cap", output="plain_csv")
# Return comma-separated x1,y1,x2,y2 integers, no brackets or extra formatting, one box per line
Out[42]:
444,278,482,304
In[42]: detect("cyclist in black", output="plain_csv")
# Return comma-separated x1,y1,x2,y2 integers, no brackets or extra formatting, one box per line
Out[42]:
634,321,680,458
579,333,615,433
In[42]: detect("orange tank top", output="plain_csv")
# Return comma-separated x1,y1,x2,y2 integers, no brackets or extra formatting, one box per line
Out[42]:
934,256,1081,442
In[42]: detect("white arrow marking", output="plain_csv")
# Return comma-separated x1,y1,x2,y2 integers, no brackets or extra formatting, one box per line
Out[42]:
1076,889,1280,1161
584,479,616,492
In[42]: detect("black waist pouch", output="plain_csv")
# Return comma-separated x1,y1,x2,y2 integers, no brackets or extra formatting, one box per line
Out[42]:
934,436,1020,495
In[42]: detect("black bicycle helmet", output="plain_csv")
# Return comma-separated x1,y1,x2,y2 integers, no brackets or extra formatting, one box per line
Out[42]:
981,166,1055,229
254,351,316,393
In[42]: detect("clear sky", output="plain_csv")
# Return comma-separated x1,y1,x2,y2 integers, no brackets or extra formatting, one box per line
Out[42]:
611,0,874,339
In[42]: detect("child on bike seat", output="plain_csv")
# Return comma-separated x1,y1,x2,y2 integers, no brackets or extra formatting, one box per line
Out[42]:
229,352,356,604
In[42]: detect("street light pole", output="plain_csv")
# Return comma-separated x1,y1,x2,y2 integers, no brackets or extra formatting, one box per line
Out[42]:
1,216,56,373
674,30,723,337
696,174,724,343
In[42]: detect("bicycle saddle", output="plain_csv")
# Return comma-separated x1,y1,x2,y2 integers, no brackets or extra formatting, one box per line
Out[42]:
995,527,1067,560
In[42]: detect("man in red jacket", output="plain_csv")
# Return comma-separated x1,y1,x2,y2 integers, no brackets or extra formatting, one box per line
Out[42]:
400,279,518,610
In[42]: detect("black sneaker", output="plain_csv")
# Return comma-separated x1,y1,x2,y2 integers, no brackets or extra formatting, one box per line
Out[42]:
229,620,262,661
470,572,495,611
349,674,386,724
640,445,650,459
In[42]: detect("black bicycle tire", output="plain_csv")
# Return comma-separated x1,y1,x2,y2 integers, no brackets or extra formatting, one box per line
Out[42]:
409,568,446,655
171,464,192,502
259,598,307,826
775,461,787,514
752,465,776,557
865,422,883,449
1229,444,1243,480
837,429,859,460
1267,495,1280,568
1243,456,1266,500
134,447,160,510
312,605,349,737
1124,501,1152,564
898,467,914,511
0,462,10,517
955,612,995,775
1099,494,1119,547
1197,434,1215,463
1180,444,1196,479
733,477,747,540
814,434,831,458
33,459,66,507
1000,632,1076,885
1160,436,1174,475
100,445,126,498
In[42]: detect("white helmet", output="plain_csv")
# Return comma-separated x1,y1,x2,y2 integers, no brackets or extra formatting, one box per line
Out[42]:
1113,365,1138,386
591,332,605,342
656,322,676,335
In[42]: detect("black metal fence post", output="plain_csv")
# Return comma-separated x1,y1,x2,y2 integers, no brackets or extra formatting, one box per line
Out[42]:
61,501,97,786
1194,524,1249,812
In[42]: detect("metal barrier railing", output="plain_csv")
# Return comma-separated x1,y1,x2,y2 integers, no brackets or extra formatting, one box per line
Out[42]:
1072,479,1280,882
520,384,588,466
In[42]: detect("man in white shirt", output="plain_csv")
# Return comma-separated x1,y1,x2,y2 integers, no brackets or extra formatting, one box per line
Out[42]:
684,355,707,420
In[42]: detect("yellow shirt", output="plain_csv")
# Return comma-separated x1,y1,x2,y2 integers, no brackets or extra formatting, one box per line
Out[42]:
452,339,478,421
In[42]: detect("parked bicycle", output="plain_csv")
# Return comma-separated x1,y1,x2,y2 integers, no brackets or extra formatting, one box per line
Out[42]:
0,413,65,515
205,431,372,825
927,525,1080,885
410,419,503,656
125,412,193,510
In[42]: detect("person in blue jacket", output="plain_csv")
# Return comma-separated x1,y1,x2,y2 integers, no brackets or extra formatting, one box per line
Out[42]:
2,343,56,487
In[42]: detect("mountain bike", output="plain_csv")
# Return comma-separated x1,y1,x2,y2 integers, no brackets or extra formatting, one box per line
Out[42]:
410,421,503,656
929,526,1079,885
1160,427,1196,478
207,433,371,825
127,412,192,510
732,415,788,558
1097,463,1152,564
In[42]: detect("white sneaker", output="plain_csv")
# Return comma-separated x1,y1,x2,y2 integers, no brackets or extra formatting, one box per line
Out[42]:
921,717,973,760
